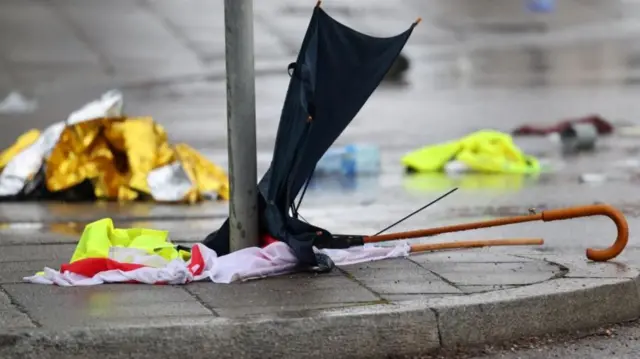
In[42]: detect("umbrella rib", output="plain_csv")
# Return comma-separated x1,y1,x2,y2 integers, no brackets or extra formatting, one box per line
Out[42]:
371,187,458,236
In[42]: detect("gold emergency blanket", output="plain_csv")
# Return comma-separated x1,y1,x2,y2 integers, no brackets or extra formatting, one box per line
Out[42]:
0,91,229,203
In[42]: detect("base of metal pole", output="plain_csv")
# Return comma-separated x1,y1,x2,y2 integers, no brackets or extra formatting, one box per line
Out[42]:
224,0,259,251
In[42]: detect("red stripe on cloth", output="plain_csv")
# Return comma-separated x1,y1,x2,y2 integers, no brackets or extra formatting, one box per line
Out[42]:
187,245,205,276
261,235,278,248
60,258,148,278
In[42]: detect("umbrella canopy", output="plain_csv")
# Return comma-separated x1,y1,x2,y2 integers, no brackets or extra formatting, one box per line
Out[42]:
203,5,417,270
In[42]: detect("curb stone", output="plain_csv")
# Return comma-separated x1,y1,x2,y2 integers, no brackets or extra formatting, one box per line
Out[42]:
0,261,639,359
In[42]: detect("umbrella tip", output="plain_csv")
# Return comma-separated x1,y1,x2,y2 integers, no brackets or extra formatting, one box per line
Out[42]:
415,17,422,25
316,0,322,7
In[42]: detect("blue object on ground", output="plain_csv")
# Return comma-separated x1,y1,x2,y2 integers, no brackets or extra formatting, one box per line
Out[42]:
526,0,555,13
315,144,381,176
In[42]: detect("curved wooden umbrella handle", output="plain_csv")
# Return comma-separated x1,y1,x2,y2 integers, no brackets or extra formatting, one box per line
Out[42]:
541,204,629,261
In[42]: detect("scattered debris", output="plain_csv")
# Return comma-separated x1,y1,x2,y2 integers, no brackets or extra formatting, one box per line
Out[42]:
0,91,37,114
512,114,613,136
526,0,556,13
402,130,542,175
315,143,380,176
578,172,640,184
0,90,229,203
560,122,598,154
618,125,640,138
25,218,410,286
579,173,609,184
613,158,640,169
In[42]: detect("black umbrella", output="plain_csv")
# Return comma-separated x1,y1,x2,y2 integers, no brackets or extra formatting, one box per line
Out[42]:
203,3,419,271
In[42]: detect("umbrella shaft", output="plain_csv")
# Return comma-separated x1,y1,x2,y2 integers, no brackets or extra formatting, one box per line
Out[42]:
410,238,544,253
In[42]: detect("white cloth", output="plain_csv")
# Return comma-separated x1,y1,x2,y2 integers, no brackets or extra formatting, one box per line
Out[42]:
24,242,410,286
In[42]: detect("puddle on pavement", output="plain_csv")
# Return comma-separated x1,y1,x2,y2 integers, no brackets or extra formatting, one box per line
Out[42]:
0,221,84,236
305,175,381,193
302,170,546,208
412,34,640,89
403,172,540,194
0,218,218,240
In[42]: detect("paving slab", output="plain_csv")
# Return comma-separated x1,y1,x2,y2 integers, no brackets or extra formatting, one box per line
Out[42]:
612,248,640,269
414,260,563,286
340,258,462,295
415,251,537,263
2,284,214,328
0,287,35,330
0,244,74,263
0,260,60,284
0,310,35,330
0,271,637,358
26,302,212,328
517,253,639,278
0,240,637,358
0,290,10,308
185,271,380,311
2,284,198,307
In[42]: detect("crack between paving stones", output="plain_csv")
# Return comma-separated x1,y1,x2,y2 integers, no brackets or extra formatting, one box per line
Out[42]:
407,257,465,293
409,256,570,291
429,307,445,349
512,254,570,279
0,285,42,328
182,287,220,317
336,267,389,304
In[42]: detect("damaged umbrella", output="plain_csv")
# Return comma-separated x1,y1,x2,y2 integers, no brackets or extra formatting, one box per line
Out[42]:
203,3,421,270
203,3,630,272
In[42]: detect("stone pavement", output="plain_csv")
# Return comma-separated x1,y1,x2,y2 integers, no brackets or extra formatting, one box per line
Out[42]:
0,198,640,358
1,228,639,358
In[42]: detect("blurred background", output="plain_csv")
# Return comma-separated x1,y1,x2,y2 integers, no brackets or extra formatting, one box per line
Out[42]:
3,0,640,242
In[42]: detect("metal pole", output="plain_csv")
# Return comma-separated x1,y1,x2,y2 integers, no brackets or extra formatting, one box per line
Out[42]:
224,0,259,251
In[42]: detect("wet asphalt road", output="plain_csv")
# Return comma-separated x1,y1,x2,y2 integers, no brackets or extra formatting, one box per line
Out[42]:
3,2,640,356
